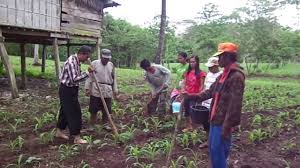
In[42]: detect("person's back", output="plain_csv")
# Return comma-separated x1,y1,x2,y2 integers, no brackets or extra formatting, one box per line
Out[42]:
145,64,171,94
140,59,171,115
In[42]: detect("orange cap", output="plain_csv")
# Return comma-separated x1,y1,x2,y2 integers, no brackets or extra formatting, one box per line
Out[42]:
212,42,238,57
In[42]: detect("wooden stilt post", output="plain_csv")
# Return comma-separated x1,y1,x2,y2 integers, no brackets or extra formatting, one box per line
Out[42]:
20,43,26,89
96,37,101,60
0,28,18,98
41,45,46,73
53,38,61,82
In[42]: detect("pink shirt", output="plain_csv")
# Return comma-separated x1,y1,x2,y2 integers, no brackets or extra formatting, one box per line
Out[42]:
184,70,206,94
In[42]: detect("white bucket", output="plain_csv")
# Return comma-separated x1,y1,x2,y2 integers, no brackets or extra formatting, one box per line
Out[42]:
172,102,181,113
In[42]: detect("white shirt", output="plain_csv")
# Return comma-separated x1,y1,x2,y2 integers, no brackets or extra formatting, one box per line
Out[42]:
85,60,118,98
202,71,223,109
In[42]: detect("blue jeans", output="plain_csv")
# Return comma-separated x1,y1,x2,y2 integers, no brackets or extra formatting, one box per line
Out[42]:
209,125,232,168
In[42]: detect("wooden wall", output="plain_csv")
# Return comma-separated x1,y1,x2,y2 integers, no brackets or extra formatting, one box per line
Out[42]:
61,0,102,38
0,0,60,31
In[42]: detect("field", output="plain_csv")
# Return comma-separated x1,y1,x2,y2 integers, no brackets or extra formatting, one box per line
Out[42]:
0,56,300,168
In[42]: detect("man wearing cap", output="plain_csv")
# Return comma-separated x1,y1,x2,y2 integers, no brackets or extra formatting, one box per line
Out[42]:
56,45,94,144
85,49,118,128
184,43,245,168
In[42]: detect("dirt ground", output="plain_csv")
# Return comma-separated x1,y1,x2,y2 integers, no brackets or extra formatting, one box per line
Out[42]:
0,77,299,168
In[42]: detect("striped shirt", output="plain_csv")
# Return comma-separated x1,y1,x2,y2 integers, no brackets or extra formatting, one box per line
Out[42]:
60,54,89,87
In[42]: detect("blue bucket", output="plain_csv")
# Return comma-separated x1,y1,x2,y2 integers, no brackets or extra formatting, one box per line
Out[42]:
172,102,181,113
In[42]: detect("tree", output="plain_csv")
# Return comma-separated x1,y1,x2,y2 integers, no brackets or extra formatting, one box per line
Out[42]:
154,0,167,64
33,44,41,66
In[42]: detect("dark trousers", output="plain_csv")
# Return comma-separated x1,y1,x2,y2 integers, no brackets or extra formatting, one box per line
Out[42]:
56,84,82,136
147,91,167,115
89,96,112,122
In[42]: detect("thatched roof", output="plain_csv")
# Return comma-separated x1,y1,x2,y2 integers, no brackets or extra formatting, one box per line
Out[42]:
73,0,120,11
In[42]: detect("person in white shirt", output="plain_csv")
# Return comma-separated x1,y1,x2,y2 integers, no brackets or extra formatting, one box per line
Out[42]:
202,57,223,109
85,49,118,127
199,57,222,148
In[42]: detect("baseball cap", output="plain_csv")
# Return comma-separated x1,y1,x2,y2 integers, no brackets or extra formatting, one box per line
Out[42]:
101,49,112,59
205,57,219,67
212,42,238,57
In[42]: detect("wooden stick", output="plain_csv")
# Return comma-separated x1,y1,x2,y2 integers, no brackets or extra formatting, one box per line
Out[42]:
87,60,119,136
166,99,184,167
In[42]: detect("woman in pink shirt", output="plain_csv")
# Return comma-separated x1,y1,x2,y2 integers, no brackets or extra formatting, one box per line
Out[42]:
182,55,206,132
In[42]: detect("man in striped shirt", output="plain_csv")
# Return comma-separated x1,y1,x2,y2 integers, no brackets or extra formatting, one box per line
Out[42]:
56,45,94,144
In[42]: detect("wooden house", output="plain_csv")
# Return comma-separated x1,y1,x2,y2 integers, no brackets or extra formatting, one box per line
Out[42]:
0,0,119,98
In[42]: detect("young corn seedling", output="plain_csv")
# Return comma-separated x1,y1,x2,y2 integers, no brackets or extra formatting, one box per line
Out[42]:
39,129,56,144
9,119,25,133
58,144,81,161
249,128,268,143
9,135,24,152
141,143,159,161
150,117,162,132
125,145,143,162
83,135,94,150
177,133,190,148
5,154,26,168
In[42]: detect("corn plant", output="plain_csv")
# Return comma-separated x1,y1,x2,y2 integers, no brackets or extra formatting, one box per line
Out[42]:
150,139,171,154
141,143,159,161
8,136,24,151
80,160,91,168
252,114,263,126
39,129,55,144
170,155,198,168
83,135,93,150
58,144,80,161
142,119,151,133
249,128,268,143
177,133,190,148
0,111,12,122
34,112,55,131
5,154,26,168
126,145,143,162
112,125,136,144
9,119,25,133
150,117,162,132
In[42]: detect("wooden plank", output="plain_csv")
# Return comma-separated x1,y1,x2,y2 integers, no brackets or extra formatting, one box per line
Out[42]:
0,28,19,98
0,0,7,6
61,26,100,38
53,38,60,81
25,12,33,28
7,8,16,25
24,0,32,12
62,6,101,21
40,15,46,29
7,0,16,8
61,22,101,35
16,0,25,26
0,6,8,23
39,0,46,14
41,45,46,73
33,0,39,13
62,14,102,30
62,0,100,14
33,13,39,28
16,10,25,26
20,43,26,89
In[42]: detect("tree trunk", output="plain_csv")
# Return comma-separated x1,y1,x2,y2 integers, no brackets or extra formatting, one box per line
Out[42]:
154,0,167,64
33,44,40,66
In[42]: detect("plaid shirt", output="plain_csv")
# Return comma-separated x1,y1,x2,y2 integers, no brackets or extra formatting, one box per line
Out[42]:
60,54,88,87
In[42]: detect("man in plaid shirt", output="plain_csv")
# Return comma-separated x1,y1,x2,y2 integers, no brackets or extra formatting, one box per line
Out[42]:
56,45,94,144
